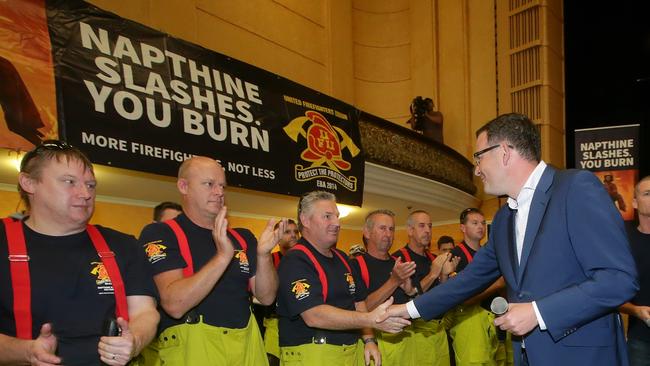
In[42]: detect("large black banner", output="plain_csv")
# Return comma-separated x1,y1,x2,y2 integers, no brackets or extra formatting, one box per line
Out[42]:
46,1,364,205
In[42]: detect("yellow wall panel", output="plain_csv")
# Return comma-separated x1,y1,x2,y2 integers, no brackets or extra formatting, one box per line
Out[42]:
467,0,498,155
195,12,328,93
327,0,355,104
0,190,23,218
354,79,411,120
197,0,326,64
352,0,409,13
409,0,437,105
352,9,410,47
354,45,410,82
148,0,198,42
274,0,326,26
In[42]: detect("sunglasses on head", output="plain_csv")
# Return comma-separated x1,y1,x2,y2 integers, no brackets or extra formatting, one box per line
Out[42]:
20,140,74,172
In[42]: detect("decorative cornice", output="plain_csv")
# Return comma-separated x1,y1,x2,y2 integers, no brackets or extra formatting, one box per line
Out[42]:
359,112,477,195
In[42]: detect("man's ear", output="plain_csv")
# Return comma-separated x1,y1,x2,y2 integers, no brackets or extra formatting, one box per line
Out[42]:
177,178,188,194
501,144,512,166
299,212,309,231
362,226,370,241
18,172,36,195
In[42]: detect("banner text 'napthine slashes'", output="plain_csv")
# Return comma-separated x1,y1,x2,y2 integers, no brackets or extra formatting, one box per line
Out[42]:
579,139,635,169
78,22,269,152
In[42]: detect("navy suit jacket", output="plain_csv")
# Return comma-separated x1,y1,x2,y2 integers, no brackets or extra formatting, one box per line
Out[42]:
414,166,639,365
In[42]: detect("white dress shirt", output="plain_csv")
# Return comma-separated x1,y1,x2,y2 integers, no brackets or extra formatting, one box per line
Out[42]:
507,160,548,330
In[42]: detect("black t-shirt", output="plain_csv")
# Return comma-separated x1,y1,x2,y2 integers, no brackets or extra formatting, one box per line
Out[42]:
627,224,650,341
451,241,477,273
349,252,411,305
392,245,436,293
0,222,156,366
452,242,494,311
277,238,367,346
139,214,257,330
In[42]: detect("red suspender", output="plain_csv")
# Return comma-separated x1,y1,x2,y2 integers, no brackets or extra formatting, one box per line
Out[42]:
272,251,282,269
426,251,436,262
458,243,474,263
3,218,32,339
86,225,129,321
399,247,412,262
331,250,352,273
293,245,329,301
3,219,129,339
292,245,351,302
228,228,248,252
400,247,435,262
165,220,193,277
165,219,247,277
355,255,370,288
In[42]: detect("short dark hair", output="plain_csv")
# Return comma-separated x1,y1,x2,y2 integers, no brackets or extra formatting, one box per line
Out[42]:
19,140,94,210
364,209,395,231
406,210,430,227
476,113,541,162
153,201,182,222
437,235,455,248
460,207,484,224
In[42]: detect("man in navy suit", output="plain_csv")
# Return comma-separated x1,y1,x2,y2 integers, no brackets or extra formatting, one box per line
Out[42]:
383,113,638,365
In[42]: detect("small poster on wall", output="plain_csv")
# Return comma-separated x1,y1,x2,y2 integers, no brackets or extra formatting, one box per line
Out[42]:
574,124,640,221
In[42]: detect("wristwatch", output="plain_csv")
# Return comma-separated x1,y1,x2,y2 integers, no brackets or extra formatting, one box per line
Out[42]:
363,337,377,344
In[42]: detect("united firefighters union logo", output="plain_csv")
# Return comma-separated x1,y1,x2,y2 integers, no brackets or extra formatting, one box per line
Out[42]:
292,279,311,300
236,250,250,274
284,110,360,192
90,261,114,295
144,241,167,264
345,272,356,294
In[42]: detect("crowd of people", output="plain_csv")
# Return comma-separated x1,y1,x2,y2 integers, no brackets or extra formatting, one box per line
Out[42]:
0,113,647,366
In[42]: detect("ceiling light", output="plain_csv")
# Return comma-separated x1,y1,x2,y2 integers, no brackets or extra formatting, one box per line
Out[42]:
337,204,353,218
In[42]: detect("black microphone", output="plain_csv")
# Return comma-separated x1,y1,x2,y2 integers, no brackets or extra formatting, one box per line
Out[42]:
411,273,424,296
490,296,509,315
490,297,509,342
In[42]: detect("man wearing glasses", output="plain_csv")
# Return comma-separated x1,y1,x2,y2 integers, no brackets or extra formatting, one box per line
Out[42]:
384,113,638,365
0,140,159,365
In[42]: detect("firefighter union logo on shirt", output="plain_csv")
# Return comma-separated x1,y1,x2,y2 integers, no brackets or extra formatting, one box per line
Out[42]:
292,279,311,300
345,272,356,294
144,240,167,264
283,110,360,192
236,250,250,274
90,262,114,295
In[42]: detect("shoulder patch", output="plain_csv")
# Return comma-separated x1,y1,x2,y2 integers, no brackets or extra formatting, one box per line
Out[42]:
291,278,311,300
144,240,167,264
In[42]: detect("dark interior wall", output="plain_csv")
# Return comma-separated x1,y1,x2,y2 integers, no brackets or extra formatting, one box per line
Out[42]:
564,1,650,177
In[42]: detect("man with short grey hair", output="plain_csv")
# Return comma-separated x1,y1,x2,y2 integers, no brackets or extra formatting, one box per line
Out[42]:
393,210,455,366
277,191,410,365
349,209,418,365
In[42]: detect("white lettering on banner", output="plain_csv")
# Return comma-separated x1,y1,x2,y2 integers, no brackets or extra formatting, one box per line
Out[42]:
81,132,194,162
226,162,276,180
577,138,636,169
78,21,270,152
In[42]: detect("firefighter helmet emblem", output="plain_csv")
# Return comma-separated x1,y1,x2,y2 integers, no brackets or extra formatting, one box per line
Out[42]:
284,111,360,172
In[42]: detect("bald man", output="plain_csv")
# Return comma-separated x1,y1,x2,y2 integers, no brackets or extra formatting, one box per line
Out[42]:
139,156,284,365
